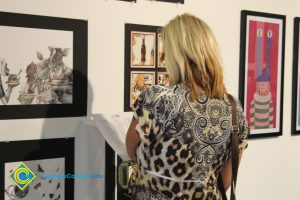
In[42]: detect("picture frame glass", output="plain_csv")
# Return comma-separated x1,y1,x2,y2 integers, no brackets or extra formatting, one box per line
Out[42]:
0,12,87,119
157,72,170,86
5,158,65,200
131,31,156,68
0,26,73,105
157,33,165,68
243,15,283,135
130,71,155,106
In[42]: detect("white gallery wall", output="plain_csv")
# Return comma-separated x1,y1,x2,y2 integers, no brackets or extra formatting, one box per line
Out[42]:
0,0,299,200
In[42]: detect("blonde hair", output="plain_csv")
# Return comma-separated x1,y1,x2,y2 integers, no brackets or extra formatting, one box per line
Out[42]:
161,13,226,99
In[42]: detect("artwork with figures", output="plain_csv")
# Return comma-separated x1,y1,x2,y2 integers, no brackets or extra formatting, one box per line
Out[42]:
0,25,73,105
131,31,156,68
239,10,285,138
5,158,65,200
0,12,87,119
0,138,74,200
130,72,155,107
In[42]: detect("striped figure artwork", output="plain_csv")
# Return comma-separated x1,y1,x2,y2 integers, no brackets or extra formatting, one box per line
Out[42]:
249,29,274,129
240,11,285,137
245,18,282,134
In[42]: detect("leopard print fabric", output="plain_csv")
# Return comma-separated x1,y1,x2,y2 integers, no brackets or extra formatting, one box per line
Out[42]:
132,84,250,200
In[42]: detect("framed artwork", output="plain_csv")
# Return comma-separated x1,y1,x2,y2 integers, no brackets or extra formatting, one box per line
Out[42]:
157,72,170,86
239,10,286,138
157,33,165,68
124,24,164,111
130,71,155,107
116,0,136,2
0,138,74,200
0,11,87,119
150,0,184,4
131,31,156,68
292,17,300,135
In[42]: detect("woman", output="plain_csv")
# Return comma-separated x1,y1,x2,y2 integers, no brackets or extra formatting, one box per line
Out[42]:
126,13,250,200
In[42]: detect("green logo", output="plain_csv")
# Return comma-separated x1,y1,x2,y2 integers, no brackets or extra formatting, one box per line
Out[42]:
9,162,36,190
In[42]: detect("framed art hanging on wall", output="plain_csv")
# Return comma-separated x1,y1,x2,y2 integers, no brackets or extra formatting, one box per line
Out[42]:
116,0,136,2
0,138,74,200
148,0,184,4
0,12,87,119
124,23,167,111
239,10,286,138
291,17,300,135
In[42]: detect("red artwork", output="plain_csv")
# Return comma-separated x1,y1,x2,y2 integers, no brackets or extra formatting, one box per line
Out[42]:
246,20,279,129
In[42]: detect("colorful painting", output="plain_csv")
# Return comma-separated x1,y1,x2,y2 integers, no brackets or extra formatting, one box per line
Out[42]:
130,72,155,107
131,31,156,68
239,10,285,138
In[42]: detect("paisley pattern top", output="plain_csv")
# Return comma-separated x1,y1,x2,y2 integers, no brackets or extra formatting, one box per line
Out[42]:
132,84,250,200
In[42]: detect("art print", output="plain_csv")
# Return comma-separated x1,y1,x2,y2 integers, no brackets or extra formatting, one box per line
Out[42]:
0,138,74,200
5,158,65,200
239,10,285,138
130,72,155,106
157,33,165,68
157,72,170,86
0,12,87,119
0,26,73,105
131,31,156,68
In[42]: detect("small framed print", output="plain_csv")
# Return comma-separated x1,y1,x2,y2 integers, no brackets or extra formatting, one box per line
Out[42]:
0,138,74,200
124,23,161,112
292,17,300,135
239,10,286,138
131,31,156,68
157,33,165,68
5,158,65,200
129,71,155,108
157,72,170,86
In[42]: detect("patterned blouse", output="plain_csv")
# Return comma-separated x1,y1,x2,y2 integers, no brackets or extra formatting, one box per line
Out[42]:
132,84,250,200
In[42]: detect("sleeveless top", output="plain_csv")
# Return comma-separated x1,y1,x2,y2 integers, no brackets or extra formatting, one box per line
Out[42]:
132,84,250,200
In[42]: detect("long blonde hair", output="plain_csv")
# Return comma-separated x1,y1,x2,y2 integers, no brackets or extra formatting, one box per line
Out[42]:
161,13,226,100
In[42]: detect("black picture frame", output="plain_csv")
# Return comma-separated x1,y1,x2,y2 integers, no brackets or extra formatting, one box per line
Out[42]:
239,10,285,138
150,0,184,3
116,0,136,2
291,17,300,135
124,23,166,111
0,11,87,119
0,138,74,200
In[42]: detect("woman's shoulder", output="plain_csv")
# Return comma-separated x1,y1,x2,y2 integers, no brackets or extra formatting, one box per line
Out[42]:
143,85,175,97
138,85,178,106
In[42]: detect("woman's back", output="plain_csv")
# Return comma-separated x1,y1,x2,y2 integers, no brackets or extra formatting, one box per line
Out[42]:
132,84,249,200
